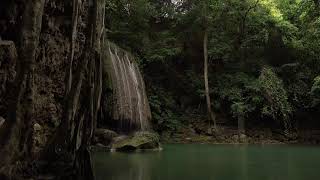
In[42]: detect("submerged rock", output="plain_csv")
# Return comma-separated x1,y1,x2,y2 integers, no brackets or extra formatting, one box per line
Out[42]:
111,131,161,152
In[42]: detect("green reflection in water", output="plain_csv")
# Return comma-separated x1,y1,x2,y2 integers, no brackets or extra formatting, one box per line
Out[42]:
93,144,320,180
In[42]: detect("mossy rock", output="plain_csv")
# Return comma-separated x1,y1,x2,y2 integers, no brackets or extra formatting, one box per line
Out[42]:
111,131,161,152
95,129,118,145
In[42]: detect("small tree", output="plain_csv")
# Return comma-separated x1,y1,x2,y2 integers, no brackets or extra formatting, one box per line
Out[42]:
201,0,217,129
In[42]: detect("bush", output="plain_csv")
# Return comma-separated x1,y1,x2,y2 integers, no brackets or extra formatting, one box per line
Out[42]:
214,72,262,120
258,67,292,130
214,67,292,131
148,87,181,132
311,75,320,107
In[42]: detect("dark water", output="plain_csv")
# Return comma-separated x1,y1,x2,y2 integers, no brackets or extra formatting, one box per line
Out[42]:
92,144,320,180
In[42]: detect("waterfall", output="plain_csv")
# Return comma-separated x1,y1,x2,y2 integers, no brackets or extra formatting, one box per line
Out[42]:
103,41,151,132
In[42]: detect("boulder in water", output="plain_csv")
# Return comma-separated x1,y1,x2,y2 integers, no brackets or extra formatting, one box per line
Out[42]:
94,129,118,145
111,131,161,152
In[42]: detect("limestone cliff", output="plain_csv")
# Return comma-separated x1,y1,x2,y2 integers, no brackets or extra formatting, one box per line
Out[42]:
0,0,105,179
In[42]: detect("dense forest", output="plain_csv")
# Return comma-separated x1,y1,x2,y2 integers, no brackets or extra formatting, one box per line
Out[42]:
105,0,320,140
0,0,320,179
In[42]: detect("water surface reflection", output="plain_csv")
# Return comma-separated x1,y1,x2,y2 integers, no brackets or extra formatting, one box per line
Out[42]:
93,144,320,180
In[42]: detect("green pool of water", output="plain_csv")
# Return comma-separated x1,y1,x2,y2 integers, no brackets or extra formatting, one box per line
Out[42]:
92,144,320,180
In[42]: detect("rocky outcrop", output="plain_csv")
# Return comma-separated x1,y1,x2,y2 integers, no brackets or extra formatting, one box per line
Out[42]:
111,131,161,152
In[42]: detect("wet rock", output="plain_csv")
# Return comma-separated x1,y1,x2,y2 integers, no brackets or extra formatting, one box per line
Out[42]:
37,174,56,180
112,135,128,143
96,143,104,147
111,131,161,152
34,123,42,131
48,103,60,127
231,134,239,142
0,116,5,127
207,128,213,136
190,128,196,134
239,134,247,143
95,129,118,145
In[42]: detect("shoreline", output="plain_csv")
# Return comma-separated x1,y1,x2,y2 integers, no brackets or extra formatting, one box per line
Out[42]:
159,127,320,145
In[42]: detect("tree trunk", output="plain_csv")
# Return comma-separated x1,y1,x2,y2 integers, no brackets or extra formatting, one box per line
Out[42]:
65,0,81,96
38,0,105,179
203,29,217,129
238,116,245,135
0,0,45,168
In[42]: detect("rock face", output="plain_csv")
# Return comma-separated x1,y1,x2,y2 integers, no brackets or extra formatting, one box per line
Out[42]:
102,42,152,132
111,131,161,152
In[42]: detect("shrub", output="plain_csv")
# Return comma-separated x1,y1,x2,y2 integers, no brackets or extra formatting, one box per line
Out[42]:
258,67,292,130
215,67,292,131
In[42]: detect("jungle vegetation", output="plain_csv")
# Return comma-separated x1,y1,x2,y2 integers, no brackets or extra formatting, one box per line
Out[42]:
105,0,320,135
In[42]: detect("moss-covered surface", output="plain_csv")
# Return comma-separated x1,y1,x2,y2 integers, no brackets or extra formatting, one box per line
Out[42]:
159,122,301,145
111,131,161,151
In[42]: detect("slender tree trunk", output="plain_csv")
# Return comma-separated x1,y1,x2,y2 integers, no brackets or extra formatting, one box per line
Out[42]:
203,29,217,130
238,116,245,137
65,0,81,96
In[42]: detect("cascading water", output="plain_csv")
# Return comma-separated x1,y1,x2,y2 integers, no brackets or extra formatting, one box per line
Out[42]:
102,41,151,132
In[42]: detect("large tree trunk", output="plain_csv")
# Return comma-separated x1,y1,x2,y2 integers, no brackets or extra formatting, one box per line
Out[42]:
38,0,105,179
203,29,217,130
0,0,45,168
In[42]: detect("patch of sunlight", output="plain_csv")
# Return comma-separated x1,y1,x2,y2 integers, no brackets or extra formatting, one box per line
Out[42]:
259,0,284,21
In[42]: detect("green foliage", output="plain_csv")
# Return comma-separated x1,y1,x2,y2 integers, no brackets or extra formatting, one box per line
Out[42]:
148,87,181,132
105,0,320,133
215,72,263,120
105,0,182,67
145,30,182,64
311,76,320,106
259,67,292,129
280,63,315,111
214,67,292,130
185,69,204,98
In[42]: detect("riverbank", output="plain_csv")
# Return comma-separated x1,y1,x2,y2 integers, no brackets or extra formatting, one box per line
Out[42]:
160,125,320,145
